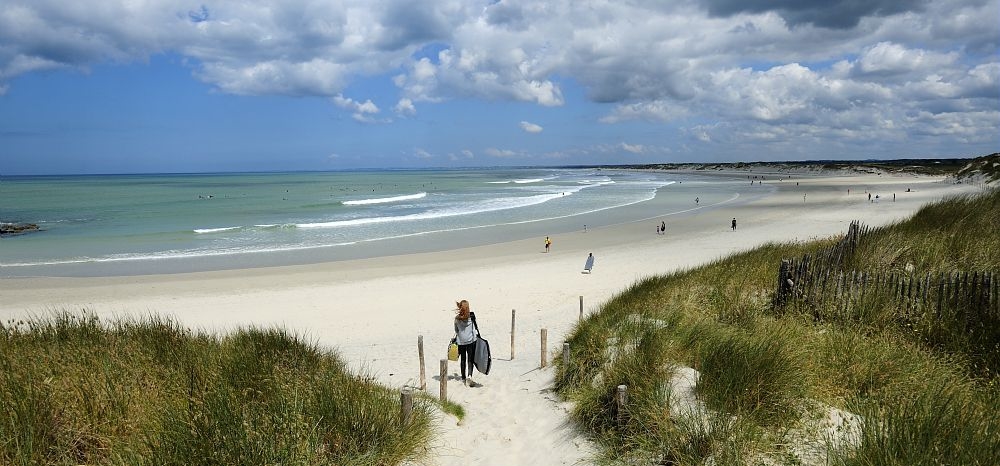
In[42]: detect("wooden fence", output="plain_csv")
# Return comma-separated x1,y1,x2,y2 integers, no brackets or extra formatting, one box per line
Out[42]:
773,221,999,327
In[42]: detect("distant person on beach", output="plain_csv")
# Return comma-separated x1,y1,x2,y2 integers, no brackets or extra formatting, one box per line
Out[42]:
583,253,595,273
731,218,737,231
453,300,478,386
661,221,666,233
544,236,552,252
695,197,699,205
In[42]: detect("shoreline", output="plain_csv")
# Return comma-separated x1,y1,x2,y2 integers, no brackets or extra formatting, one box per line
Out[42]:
0,169,979,466
0,169,756,278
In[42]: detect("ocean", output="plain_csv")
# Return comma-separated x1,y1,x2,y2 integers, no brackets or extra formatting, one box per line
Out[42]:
0,167,737,276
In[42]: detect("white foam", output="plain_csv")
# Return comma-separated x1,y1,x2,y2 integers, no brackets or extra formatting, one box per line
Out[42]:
193,226,241,234
300,191,567,229
486,177,552,184
342,192,426,206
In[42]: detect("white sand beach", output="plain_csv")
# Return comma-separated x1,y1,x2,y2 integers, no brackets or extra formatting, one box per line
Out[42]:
0,169,982,465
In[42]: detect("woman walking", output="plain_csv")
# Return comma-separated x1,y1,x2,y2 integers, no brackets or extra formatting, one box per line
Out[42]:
453,299,478,386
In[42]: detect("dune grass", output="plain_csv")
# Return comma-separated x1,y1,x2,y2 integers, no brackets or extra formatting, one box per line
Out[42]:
0,313,435,466
556,187,1000,465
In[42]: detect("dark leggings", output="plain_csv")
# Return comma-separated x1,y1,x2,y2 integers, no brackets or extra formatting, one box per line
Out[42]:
458,342,477,379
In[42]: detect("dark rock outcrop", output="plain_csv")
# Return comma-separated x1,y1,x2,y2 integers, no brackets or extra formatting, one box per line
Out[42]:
0,223,40,236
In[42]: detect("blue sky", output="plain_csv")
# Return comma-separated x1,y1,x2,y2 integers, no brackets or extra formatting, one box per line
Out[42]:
1,0,998,175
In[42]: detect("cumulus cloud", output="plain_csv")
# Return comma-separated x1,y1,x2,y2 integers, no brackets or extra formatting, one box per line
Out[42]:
851,42,958,78
0,0,996,159
520,121,543,133
332,94,381,123
394,98,416,116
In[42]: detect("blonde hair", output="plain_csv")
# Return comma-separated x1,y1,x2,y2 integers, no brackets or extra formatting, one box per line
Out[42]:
456,299,470,320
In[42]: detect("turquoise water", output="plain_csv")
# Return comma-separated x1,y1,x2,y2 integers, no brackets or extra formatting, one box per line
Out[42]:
1,168,711,276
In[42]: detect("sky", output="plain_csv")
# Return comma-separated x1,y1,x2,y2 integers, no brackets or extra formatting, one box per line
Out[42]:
0,0,998,175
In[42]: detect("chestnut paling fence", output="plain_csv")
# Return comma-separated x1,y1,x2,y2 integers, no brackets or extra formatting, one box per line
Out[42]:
773,220,998,338
773,221,1000,375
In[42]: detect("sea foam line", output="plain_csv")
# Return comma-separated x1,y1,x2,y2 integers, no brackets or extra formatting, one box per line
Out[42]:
486,177,549,184
194,226,241,234
2,180,684,268
342,192,426,206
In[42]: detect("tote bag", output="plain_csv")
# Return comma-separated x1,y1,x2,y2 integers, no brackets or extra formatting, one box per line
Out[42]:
448,342,459,361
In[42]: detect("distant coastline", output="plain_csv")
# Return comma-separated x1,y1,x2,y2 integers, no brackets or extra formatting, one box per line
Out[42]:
598,152,1000,180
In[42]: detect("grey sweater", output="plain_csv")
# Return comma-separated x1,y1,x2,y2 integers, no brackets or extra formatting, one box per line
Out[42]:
454,313,478,345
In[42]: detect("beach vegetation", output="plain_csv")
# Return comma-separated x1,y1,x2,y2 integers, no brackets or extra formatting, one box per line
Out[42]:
556,188,1000,465
0,313,434,466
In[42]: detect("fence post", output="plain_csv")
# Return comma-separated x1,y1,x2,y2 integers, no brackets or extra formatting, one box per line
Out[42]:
511,309,516,360
439,359,448,402
540,328,548,368
923,273,931,309
953,272,961,319
579,295,584,320
776,259,792,307
990,277,1000,309
990,272,1000,310
400,388,413,426
616,385,628,424
937,272,945,316
563,342,570,367
418,335,426,391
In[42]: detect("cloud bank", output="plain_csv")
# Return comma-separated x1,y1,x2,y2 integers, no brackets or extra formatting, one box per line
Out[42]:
0,0,996,159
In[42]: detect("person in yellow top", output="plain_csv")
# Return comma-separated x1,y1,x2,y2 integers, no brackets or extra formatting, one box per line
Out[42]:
544,236,552,253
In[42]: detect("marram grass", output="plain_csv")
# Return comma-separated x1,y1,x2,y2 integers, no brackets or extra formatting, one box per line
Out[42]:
0,312,434,466
556,188,1000,465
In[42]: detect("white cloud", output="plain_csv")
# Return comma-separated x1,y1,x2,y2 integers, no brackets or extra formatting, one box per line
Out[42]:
520,121,543,133
619,142,645,154
852,42,958,78
394,98,416,116
417,149,435,158
332,94,381,123
0,0,996,160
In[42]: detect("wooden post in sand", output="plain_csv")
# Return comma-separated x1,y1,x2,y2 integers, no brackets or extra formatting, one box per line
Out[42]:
540,328,548,368
511,309,516,360
616,385,628,424
563,342,570,367
439,359,448,401
579,295,584,320
400,388,413,426
417,335,426,390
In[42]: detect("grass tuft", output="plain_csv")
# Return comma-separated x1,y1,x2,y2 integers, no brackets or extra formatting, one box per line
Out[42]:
0,312,434,465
